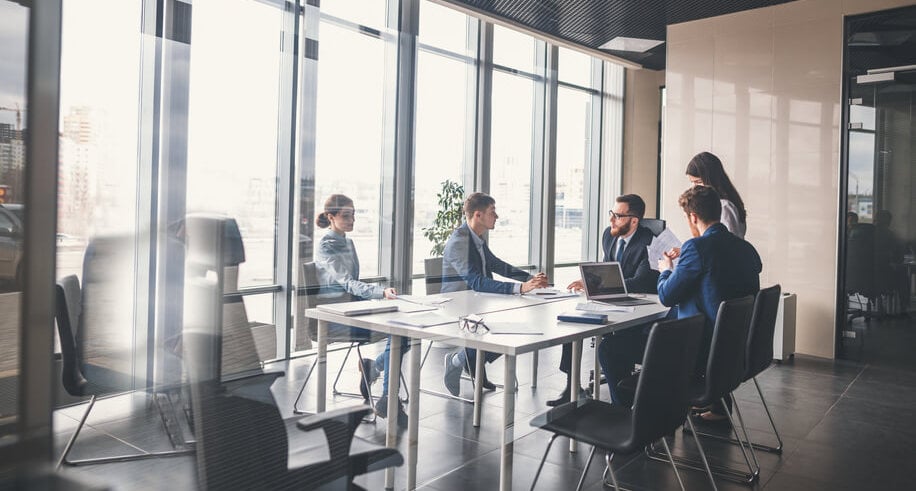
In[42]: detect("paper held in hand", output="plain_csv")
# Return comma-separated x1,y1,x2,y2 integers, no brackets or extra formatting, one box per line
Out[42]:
647,228,682,271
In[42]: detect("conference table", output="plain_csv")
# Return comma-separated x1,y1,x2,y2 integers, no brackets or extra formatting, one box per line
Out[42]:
305,290,669,490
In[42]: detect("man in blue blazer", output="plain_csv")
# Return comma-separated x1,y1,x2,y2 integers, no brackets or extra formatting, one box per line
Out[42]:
554,194,659,406
441,192,549,395
657,185,761,420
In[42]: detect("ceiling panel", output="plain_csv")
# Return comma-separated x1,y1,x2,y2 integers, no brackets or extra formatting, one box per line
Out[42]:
441,0,799,69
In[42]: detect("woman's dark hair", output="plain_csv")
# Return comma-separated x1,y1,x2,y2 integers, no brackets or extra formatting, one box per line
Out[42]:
316,194,354,228
686,152,746,223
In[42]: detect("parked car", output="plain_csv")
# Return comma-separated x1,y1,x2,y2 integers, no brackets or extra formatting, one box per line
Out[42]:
0,204,23,290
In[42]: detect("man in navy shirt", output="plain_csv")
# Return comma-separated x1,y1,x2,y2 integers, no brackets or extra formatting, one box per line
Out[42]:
656,185,761,420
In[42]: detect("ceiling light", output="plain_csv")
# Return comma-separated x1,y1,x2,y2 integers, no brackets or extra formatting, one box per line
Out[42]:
599,36,664,53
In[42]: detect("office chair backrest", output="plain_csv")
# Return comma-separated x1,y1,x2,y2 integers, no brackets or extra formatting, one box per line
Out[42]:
424,256,468,295
845,223,875,297
630,314,705,446
55,275,88,397
745,285,782,379
698,295,755,403
183,332,290,490
641,218,666,237
301,261,364,342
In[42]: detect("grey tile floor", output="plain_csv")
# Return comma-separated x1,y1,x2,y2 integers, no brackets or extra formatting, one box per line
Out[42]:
54,314,916,490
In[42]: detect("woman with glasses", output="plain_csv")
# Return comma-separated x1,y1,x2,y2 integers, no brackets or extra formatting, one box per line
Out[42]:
685,151,747,239
315,194,407,426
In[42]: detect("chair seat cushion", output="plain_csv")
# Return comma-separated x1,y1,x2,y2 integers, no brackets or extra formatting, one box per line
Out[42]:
529,399,641,454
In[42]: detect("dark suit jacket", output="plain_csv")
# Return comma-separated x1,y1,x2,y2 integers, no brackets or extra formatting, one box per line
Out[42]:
441,223,531,294
601,225,659,294
657,223,762,339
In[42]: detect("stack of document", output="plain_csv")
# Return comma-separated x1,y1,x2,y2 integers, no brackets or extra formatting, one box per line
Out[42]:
523,288,580,299
576,302,635,313
647,229,682,271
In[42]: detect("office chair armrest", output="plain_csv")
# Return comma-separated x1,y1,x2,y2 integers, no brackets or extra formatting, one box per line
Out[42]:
295,405,373,432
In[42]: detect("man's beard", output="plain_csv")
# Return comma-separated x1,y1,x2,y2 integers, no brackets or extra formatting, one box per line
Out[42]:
613,221,631,237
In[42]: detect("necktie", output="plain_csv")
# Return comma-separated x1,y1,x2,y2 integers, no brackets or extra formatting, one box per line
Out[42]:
616,239,626,262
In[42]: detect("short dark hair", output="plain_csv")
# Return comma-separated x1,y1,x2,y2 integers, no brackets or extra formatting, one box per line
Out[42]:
616,194,646,219
678,185,721,223
464,192,495,219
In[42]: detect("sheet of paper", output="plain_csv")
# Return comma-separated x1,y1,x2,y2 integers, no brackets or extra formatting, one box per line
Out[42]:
575,302,635,313
387,299,438,313
394,294,453,306
522,288,580,299
647,228,682,271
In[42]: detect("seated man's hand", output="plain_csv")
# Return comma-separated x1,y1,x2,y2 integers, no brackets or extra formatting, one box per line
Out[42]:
566,279,584,292
658,251,675,272
521,274,549,293
666,247,681,259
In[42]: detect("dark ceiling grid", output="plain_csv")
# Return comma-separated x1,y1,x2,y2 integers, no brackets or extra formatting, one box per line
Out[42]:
443,0,798,69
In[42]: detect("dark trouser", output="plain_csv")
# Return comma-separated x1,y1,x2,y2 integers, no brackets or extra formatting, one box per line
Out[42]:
464,349,501,377
597,326,651,405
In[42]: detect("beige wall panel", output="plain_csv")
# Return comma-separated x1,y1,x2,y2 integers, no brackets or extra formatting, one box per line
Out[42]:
663,0,914,358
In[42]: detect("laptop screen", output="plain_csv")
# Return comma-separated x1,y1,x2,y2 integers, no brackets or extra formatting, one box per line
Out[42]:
579,262,627,298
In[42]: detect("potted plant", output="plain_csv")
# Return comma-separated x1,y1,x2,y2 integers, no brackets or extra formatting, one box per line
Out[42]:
421,180,464,293
422,179,465,256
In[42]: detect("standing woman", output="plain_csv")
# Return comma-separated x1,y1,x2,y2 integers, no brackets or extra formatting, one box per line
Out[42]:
683,153,748,423
315,194,407,426
686,151,748,238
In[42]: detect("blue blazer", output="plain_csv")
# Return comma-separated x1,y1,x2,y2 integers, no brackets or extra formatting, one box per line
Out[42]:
657,223,762,336
601,225,659,294
441,223,532,294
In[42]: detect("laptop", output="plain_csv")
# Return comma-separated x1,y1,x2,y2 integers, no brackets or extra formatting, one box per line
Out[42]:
317,300,399,317
578,262,656,306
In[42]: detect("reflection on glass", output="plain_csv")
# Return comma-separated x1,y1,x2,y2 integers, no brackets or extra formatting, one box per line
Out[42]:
489,71,534,266
187,0,281,289
554,87,592,263
0,0,28,441
313,23,386,276
413,50,471,270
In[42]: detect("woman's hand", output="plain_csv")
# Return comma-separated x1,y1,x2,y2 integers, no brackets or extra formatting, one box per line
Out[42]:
383,288,398,299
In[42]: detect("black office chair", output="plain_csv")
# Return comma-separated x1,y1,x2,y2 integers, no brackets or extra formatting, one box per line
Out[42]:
183,331,403,490
529,315,706,491
54,274,194,468
645,295,758,485
687,285,784,454
641,218,666,237
293,262,406,417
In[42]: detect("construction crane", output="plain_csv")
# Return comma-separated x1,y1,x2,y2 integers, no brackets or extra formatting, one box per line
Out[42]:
0,103,23,131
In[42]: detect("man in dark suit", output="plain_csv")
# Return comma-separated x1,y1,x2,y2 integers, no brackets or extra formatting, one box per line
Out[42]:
553,194,659,406
441,192,549,396
657,185,761,419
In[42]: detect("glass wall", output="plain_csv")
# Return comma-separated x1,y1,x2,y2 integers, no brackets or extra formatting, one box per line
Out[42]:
488,25,542,267
412,1,474,272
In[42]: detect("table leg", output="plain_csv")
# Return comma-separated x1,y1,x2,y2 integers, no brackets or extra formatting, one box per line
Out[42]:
570,339,582,453
385,335,402,490
593,337,602,400
316,319,327,413
499,355,516,491
407,337,421,490
531,350,538,388
472,348,484,427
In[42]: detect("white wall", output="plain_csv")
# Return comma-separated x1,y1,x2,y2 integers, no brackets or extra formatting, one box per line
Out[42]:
662,0,916,358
